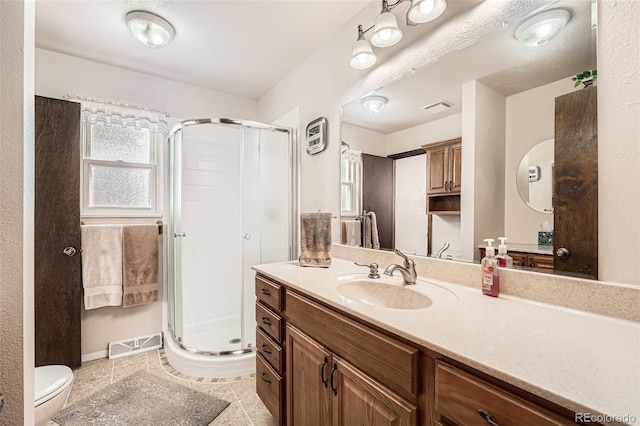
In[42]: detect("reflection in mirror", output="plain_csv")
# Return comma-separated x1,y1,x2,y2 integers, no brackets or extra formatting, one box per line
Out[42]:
339,0,597,278
516,139,554,214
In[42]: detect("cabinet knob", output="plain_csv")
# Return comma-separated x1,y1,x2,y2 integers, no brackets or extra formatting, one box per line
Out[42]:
261,373,271,385
62,246,77,256
260,317,271,326
261,345,272,355
321,357,328,388
478,409,500,426
330,363,338,396
259,288,271,296
556,247,570,259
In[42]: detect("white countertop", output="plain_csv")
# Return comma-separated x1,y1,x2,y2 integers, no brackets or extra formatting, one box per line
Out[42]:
253,258,640,425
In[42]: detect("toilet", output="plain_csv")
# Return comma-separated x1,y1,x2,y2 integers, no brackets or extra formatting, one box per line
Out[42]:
34,365,74,426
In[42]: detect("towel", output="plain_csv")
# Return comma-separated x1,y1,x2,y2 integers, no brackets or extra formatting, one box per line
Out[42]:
364,211,380,250
122,225,159,307
341,220,361,246
81,225,124,310
299,212,332,267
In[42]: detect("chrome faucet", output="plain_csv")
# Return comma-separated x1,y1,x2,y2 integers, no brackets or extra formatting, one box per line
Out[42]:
384,249,417,285
435,242,450,259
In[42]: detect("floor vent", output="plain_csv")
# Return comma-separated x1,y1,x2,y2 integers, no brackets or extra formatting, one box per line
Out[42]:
108,332,163,359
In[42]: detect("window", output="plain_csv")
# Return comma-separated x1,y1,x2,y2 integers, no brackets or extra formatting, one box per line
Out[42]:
79,99,167,216
340,148,362,217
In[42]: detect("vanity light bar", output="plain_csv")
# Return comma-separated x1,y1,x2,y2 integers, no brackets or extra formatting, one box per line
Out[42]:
421,100,453,114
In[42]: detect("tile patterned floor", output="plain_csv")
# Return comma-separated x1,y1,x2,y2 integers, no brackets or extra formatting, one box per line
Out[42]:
47,349,277,425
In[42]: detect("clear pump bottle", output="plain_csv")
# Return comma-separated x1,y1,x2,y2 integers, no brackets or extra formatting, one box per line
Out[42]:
496,237,513,268
481,239,499,297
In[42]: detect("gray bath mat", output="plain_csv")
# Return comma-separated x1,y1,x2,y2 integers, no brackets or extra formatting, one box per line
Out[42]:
53,370,229,426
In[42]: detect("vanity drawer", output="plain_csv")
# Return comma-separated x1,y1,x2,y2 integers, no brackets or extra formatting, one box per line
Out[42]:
435,362,572,426
256,302,283,342
285,290,418,402
257,353,284,425
256,326,284,374
256,275,283,312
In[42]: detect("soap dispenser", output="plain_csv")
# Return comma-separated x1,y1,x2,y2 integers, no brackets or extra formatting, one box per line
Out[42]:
496,237,513,268
481,239,499,297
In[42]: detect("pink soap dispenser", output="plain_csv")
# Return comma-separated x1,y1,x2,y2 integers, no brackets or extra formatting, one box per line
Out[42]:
481,239,499,297
496,237,513,268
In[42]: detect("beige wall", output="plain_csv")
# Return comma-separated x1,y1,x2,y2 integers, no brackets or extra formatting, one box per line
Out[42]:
0,1,35,424
341,123,386,157
385,113,462,155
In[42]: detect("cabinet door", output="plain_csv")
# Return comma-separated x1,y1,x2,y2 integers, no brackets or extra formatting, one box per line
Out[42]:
449,143,462,193
286,325,332,426
332,356,417,426
426,147,448,194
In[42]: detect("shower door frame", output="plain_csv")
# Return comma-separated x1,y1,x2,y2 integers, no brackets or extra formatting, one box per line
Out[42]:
167,117,298,356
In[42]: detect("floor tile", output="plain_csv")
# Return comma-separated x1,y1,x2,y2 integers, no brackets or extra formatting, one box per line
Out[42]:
209,401,252,425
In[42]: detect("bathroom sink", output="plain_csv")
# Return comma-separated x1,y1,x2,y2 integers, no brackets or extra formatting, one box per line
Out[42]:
337,280,432,309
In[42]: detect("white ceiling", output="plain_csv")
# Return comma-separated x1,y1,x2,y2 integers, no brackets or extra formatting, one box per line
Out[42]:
35,0,371,100
342,0,597,134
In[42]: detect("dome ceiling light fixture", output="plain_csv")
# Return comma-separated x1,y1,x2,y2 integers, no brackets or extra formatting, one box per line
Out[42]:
515,9,571,47
361,95,389,114
350,0,448,70
126,10,176,48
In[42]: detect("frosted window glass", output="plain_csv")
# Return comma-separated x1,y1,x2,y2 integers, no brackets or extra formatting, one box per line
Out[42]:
89,164,152,208
90,124,151,163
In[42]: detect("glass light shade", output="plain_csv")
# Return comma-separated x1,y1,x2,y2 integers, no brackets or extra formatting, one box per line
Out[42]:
126,11,175,48
371,12,403,47
350,38,377,70
361,96,388,114
515,9,570,47
408,0,447,24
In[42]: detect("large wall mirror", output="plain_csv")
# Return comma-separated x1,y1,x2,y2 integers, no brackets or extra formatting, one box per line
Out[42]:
339,0,598,279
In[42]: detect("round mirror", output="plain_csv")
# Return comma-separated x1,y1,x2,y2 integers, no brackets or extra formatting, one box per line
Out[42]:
516,139,554,214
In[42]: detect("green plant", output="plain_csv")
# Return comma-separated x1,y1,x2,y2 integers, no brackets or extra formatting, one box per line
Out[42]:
571,69,597,87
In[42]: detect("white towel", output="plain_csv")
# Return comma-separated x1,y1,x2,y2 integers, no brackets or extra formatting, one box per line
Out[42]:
81,225,123,309
341,220,361,246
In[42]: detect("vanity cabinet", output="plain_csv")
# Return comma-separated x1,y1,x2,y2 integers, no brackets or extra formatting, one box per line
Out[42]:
423,138,462,215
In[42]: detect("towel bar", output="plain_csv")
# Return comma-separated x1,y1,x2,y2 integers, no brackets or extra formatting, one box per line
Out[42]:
80,220,163,235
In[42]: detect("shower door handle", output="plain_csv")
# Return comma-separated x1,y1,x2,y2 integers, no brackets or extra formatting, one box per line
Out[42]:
243,234,251,240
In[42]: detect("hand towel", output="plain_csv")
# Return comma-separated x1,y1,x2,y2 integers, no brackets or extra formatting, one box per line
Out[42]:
81,225,123,310
122,225,159,307
341,220,361,246
299,212,332,267
363,211,380,250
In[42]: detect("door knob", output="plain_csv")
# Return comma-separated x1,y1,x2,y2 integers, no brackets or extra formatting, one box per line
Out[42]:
556,247,570,259
62,247,77,256
243,234,251,240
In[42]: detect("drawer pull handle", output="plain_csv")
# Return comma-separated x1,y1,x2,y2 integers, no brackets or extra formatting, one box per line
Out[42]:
260,289,271,296
478,409,500,426
321,357,328,388
330,363,338,396
261,317,271,326
261,345,272,355
261,373,272,385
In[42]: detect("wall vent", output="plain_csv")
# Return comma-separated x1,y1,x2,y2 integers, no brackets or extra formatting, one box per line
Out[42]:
421,100,453,114
108,332,163,359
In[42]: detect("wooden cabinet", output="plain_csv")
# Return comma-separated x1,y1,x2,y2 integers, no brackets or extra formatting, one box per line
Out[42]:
255,275,286,425
286,324,417,426
435,362,573,425
422,138,462,215
478,248,554,272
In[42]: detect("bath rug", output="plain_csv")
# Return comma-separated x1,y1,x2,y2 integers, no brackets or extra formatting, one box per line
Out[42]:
53,370,229,426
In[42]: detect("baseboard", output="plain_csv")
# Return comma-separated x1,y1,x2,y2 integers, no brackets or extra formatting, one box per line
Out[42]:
82,350,108,363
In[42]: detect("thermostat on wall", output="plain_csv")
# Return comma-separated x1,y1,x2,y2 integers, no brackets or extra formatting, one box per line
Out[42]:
306,117,327,155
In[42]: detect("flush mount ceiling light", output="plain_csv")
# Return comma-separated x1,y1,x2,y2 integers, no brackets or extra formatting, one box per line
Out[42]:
515,9,570,47
350,25,378,69
126,10,175,48
408,0,447,24
350,0,447,70
361,95,388,114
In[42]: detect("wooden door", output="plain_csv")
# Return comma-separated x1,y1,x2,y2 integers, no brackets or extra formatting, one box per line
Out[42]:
362,154,394,250
35,96,82,368
426,147,448,194
450,143,463,193
286,325,332,426
332,356,417,426
554,86,598,278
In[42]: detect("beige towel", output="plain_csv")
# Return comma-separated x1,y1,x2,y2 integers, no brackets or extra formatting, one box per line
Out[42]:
341,220,361,246
299,212,332,267
364,211,380,250
122,225,159,307
81,225,123,310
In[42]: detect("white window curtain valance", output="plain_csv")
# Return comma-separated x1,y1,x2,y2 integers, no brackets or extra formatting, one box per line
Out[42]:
65,95,169,133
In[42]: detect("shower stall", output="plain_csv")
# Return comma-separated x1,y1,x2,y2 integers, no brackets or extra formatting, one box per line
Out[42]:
165,118,297,378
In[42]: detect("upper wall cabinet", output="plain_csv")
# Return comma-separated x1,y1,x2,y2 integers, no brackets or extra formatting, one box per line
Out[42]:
423,138,462,215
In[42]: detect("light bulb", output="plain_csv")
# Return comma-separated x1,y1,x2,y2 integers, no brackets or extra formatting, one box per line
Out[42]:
420,0,435,14
378,28,392,41
356,53,369,64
